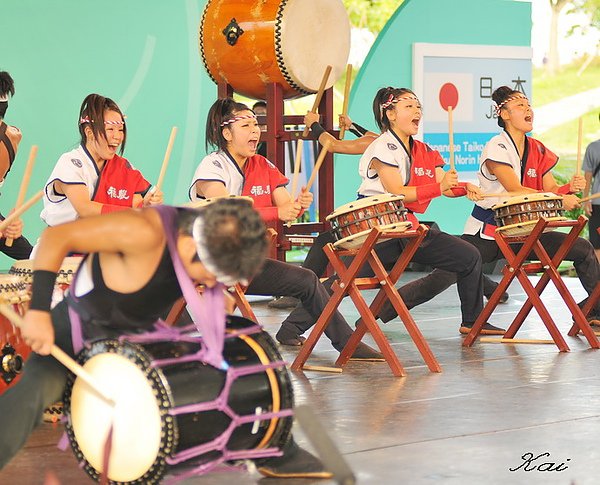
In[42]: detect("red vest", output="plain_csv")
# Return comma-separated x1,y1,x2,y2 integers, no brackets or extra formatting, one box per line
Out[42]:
93,155,150,207
241,155,289,224
521,137,558,190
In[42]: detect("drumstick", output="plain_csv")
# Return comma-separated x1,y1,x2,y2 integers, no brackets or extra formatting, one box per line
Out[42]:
5,145,38,247
579,192,600,203
286,140,304,228
0,304,115,406
0,191,43,233
480,191,528,198
576,116,583,175
338,64,353,140
448,106,455,172
302,65,332,137
155,126,178,192
305,141,331,193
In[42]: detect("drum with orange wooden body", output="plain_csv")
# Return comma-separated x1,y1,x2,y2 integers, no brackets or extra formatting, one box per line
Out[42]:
0,275,31,394
199,0,350,100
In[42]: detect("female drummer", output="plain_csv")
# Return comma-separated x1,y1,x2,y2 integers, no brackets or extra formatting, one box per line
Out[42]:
0,71,34,259
40,93,163,228
190,97,383,358
457,86,599,321
289,87,501,335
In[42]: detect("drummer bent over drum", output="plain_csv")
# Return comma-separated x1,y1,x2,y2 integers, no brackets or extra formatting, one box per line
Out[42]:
0,199,330,478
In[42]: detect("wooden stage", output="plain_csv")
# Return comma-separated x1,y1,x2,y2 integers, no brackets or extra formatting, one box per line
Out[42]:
1,272,600,484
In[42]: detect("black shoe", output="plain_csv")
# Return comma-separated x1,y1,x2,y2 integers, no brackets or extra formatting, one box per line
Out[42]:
348,342,385,361
257,443,332,479
459,322,506,335
276,325,306,346
268,296,300,309
485,291,509,304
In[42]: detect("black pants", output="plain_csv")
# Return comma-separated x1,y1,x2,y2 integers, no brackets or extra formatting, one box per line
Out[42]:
0,300,75,469
289,228,484,327
0,212,33,260
398,231,600,316
246,258,354,351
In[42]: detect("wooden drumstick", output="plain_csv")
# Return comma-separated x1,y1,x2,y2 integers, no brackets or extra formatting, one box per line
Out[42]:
286,139,304,228
305,141,331,193
0,304,115,406
0,191,43,233
448,106,455,172
579,192,600,203
155,126,178,192
302,65,332,138
5,145,38,247
338,64,353,140
480,191,528,198
576,116,583,175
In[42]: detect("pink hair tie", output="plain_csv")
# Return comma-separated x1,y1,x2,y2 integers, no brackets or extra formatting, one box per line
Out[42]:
79,116,92,124
220,114,256,127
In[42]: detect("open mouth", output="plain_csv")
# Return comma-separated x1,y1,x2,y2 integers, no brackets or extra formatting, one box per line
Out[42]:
411,118,420,128
249,140,258,151
524,115,532,123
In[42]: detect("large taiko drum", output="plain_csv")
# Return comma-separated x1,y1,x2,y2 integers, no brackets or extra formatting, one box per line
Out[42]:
199,0,351,100
64,316,293,483
326,194,411,249
493,192,566,237
0,275,31,393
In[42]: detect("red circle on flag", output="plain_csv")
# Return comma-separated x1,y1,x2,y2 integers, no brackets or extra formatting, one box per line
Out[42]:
439,83,459,111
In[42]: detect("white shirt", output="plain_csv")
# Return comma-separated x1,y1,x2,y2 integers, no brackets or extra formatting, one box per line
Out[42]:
357,131,409,197
189,151,244,200
40,145,100,226
464,131,520,238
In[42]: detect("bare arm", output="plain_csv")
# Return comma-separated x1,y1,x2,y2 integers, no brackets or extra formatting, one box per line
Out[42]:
372,159,418,202
485,160,536,193
195,180,230,198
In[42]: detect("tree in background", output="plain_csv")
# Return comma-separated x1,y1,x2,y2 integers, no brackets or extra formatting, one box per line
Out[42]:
342,0,403,33
547,0,599,75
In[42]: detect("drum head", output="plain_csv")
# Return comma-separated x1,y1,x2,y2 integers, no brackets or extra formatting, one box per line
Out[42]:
69,349,164,482
333,221,412,249
326,193,405,220
279,0,350,93
495,216,568,237
492,192,563,210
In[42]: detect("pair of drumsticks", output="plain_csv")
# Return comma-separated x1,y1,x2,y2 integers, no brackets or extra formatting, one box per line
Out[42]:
286,64,354,227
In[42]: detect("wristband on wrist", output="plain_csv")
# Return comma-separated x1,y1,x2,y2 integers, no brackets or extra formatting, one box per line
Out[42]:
309,122,326,140
415,183,442,203
450,182,468,197
29,270,58,312
350,122,368,137
557,184,572,195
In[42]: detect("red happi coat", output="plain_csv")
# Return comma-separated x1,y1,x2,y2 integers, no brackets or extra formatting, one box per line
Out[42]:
93,155,151,208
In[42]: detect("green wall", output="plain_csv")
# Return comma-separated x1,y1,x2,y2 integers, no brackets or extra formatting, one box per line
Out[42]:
2,0,214,268
337,0,532,233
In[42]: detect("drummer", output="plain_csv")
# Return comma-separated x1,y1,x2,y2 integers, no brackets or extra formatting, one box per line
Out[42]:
289,87,502,335
441,86,599,323
0,199,330,478
189,97,383,359
0,71,34,260
39,93,163,229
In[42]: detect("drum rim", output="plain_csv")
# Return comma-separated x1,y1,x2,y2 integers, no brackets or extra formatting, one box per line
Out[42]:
332,221,412,248
492,192,563,210
326,193,406,220
495,216,568,234
64,339,176,484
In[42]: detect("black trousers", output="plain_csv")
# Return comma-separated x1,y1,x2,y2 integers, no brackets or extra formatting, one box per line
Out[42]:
246,258,354,351
0,301,75,469
289,228,484,327
395,231,600,317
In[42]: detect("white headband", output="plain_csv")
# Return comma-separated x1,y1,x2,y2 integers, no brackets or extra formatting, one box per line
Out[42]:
192,217,248,287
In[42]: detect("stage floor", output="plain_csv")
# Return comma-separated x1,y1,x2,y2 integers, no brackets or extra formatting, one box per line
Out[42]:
2,272,599,485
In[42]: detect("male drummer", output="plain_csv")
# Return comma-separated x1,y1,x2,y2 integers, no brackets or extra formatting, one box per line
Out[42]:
0,199,330,479
0,70,34,259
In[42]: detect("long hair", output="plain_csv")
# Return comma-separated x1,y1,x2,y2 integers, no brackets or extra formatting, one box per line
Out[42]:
492,86,521,128
0,71,15,119
205,98,252,151
372,87,416,132
177,198,267,282
78,94,127,155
